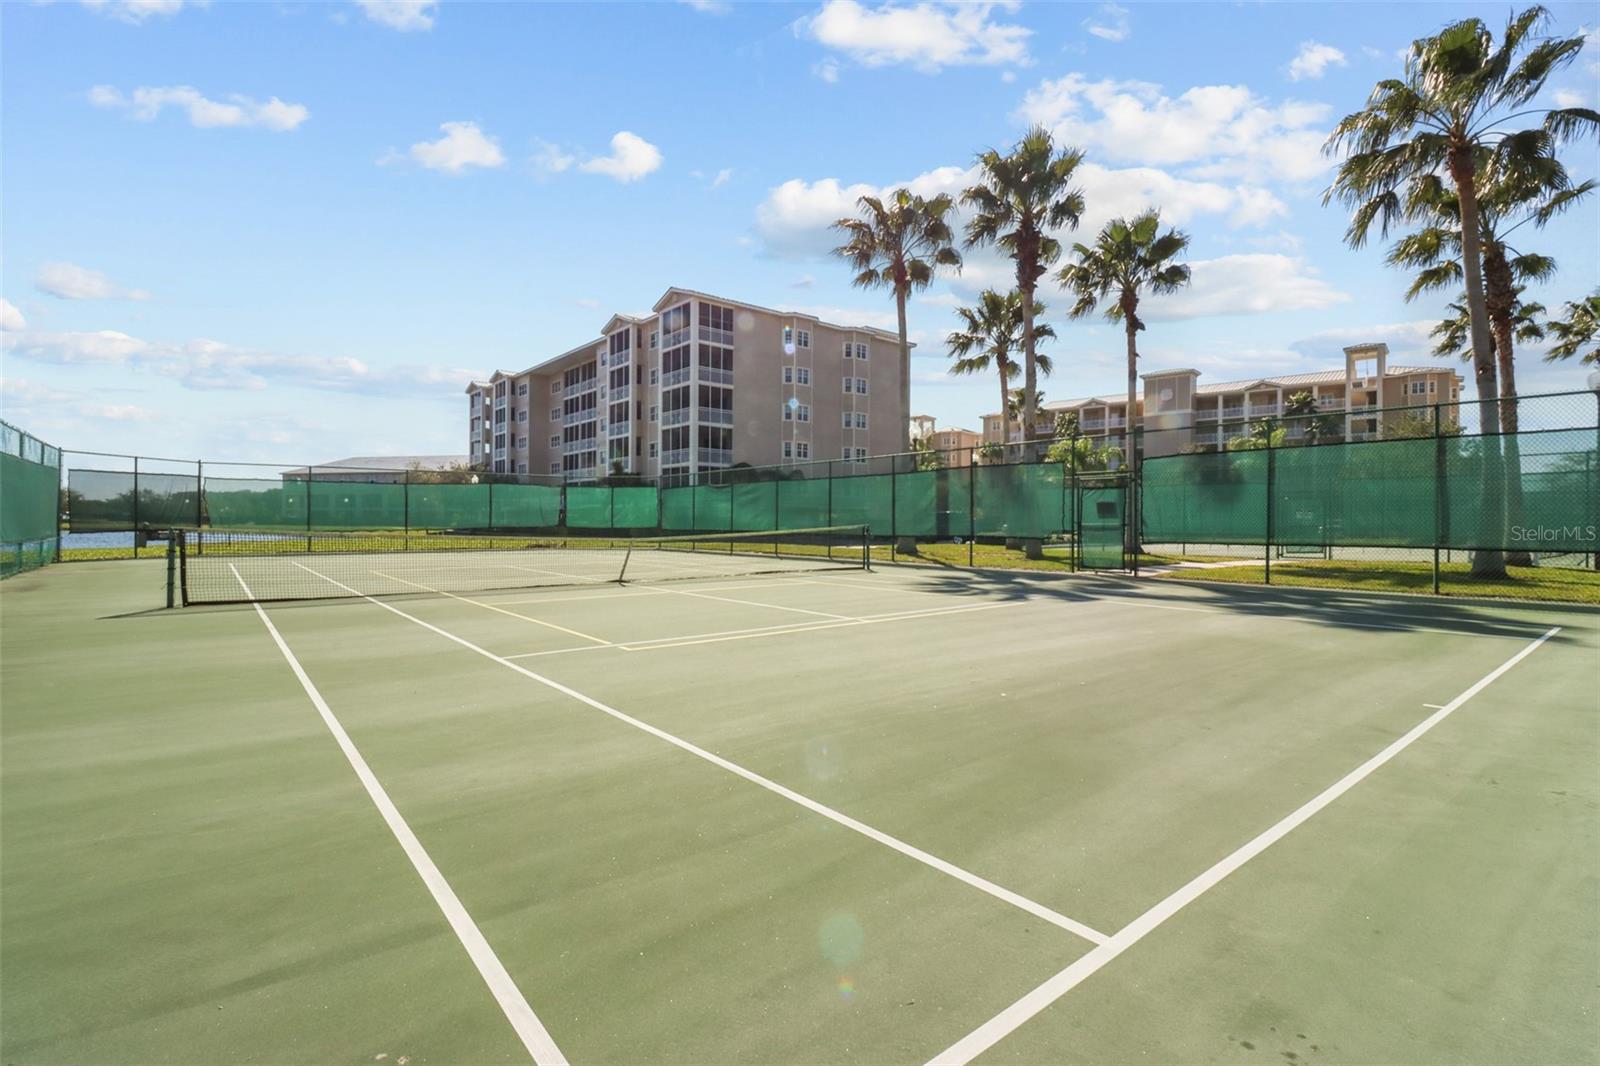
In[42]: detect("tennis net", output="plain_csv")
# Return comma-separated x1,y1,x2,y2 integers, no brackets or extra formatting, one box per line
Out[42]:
176,526,871,605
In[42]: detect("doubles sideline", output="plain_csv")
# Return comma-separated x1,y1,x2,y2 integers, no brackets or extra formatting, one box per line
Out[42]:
227,565,568,1066
926,623,1562,1065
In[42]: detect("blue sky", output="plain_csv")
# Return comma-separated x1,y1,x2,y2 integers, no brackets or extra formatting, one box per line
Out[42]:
2,0,1597,463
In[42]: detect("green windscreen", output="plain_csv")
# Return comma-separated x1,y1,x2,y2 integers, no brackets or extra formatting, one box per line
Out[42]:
1272,438,1436,547
893,467,971,537
612,486,659,528
203,476,309,529
660,486,694,530
307,480,405,529
974,463,1066,539
692,484,732,531
565,486,613,528
1,451,58,543
490,483,562,529
69,468,200,530
776,477,829,530
407,483,490,530
828,473,893,536
732,482,778,531
1141,451,1268,544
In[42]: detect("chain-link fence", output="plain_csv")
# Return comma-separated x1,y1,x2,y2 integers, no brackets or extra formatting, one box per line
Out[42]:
1,419,62,578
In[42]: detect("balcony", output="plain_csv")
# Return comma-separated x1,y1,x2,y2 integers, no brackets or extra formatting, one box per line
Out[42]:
662,408,690,427
563,379,597,398
1081,418,1106,431
698,407,734,425
662,367,691,387
661,448,690,466
1221,406,1245,419
699,366,733,385
1248,403,1281,416
1315,396,1344,409
699,448,733,466
1107,416,1127,428
698,325,733,346
1195,409,1219,421
608,421,630,437
566,408,597,424
610,383,631,401
662,327,691,349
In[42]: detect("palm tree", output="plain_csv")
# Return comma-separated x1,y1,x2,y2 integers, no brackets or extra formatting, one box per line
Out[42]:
1545,290,1600,364
947,289,1056,449
1433,289,1547,361
1283,389,1337,445
1323,5,1595,575
962,126,1086,451
831,189,963,453
1059,209,1191,551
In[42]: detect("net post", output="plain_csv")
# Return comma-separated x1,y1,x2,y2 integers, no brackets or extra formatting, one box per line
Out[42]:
178,529,189,606
132,455,140,558
165,534,176,608
618,539,633,585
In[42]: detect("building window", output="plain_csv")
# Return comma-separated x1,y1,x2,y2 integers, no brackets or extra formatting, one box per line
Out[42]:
551,407,561,421
650,330,659,349
1428,380,1437,394
842,412,853,428
550,462,560,473
496,381,507,398
855,343,868,360
648,442,658,458
518,383,529,396
843,342,852,359
797,404,810,423
783,325,794,347
854,447,867,459
551,381,560,394
783,367,794,384
854,412,868,429
1411,381,1427,395
518,463,528,474
549,434,559,447
854,378,868,395
650,368,659,385
783,405,792,422
517,410,528,422
842,378,852,394
796,442,809,459
649,405,658,422
783,441,793,459
796,367,810,385
796,329,810,349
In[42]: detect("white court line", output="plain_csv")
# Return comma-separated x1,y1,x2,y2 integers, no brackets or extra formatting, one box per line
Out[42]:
648,583,855,620
294,563,1108,946
367,570,611,646
927,624,1562,1066
227,565,567,1066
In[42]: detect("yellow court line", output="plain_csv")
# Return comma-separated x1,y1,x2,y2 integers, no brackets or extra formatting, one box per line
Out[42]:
368,570,613,645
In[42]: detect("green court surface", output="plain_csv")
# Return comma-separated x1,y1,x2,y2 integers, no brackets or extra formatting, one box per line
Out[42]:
2,560,1596,1064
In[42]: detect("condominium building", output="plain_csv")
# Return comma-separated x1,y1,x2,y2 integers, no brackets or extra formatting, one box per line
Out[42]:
467,287,906,481
911,416,981,465
981,344,1464,457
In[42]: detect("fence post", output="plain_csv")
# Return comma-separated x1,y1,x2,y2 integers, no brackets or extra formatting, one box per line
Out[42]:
826,461,834,561
196,459,204,530
1433,402,1444,595
132,455,140,558
306,466,313,550
889,457,897,563
487,475,495,532
403,466,411,544
1264,435,1273,585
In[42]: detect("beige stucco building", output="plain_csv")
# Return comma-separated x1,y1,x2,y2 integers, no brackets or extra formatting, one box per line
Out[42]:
981,344,1465,457
468,288,906,482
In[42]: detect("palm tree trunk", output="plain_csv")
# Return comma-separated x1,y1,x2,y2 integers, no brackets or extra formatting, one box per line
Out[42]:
1020,283,1038,460
1124,305,1141,556
1449,148,1505,578
896,285,911,455
1484,248,1531,566
997,358,1010,464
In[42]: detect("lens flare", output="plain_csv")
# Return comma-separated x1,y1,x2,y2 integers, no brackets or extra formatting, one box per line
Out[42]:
837,976,855,1002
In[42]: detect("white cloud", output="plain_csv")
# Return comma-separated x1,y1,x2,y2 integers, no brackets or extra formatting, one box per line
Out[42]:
712,167,733,188
354,0,436,31
578,131,662,182
1083,3,1129,42
1142,254,1348,320
532,140,576,175
88,84,309,131
0,377,161,421
2,329,482,394
409,121,505,173
35,262,151,301
1289,319,1438,360
574,298,602,309
792,275,816,290
801,0,1032,72
1287,41,1347,81
679,0,731,13
1553,88,1587,108
76,0,191,24
0,299,26,331
754,160,1286,262
814,58,842,83
1014,74,1331,183
1583,26,1600,75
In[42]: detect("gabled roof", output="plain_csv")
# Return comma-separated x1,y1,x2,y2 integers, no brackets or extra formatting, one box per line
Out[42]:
650,286,903,342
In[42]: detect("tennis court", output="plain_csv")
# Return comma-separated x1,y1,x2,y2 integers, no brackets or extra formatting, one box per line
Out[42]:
1,549,1595,1064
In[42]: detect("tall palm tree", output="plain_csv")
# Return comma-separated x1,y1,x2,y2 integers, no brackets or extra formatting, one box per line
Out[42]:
831,189,963,453
1545,290,1600,364
1059,210,1191,551
961,126,1086,451
1433,288,1547,362
947,289,1056,447
1323,5,1595,575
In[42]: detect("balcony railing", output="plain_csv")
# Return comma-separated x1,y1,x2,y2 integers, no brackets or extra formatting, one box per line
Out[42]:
1108,416,1127,428
1221,406,1245,419
698,407,733,425
1195,409,1219,421
662,367,691,387
699,448,733,466
1248,403,1281,416
1081,419,1106,431
699,366,733,385
661,448,690,466
661,327,691,349
610,383,631,401
698,325,733,346
661,409,690,427
608,421,630,437
563,379,597,398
